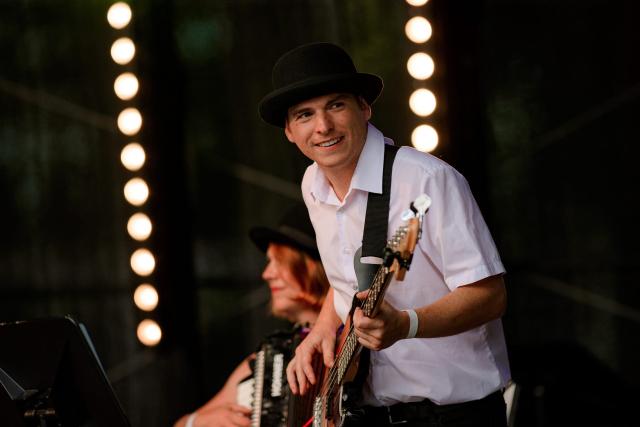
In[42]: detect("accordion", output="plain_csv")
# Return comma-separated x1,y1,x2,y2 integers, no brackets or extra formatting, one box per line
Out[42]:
237,325,322,427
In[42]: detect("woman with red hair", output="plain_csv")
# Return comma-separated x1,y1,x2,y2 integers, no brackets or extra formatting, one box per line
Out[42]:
174,204,329,427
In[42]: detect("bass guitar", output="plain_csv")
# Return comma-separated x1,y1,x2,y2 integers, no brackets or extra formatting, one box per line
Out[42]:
307,194,431,427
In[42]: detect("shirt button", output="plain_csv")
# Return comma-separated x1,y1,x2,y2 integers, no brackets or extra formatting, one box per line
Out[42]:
342,247,352,254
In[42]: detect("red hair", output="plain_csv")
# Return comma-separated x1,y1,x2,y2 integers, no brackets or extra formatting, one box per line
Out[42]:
269,244,329,310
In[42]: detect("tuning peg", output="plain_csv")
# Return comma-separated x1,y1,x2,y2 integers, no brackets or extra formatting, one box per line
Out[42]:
411,194,431,215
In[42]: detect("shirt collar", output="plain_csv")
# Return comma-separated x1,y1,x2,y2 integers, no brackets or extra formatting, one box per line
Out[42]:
310,164,332,204
309,123,390,204
351,123,386,195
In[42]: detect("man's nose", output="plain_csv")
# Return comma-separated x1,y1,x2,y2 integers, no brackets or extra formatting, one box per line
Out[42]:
315,111,333,134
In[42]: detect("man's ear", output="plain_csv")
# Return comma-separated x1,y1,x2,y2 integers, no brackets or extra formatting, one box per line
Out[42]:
357,96,372,121
284,120,295,143
363,103,372,121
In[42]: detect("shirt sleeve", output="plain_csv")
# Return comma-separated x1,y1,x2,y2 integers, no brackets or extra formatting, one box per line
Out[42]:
419,164,505,291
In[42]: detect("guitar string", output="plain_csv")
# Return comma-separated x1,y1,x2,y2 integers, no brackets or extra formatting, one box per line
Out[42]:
318,268,380,396
318,268,396,418
318,265,388,398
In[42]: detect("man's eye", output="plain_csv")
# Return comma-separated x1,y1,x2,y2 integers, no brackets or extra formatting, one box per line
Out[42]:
296,112,311,120
329,102,344,109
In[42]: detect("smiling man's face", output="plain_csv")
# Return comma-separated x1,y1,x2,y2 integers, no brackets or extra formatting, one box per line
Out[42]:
284,93,371,180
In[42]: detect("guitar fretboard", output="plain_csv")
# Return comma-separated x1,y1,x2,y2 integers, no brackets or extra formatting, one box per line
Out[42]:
331,265,392,385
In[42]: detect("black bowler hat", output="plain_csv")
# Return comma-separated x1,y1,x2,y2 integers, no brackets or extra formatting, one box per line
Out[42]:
249,203,320,260
258,42,383,128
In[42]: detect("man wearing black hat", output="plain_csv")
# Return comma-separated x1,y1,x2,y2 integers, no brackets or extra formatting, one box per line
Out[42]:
259,42,511,426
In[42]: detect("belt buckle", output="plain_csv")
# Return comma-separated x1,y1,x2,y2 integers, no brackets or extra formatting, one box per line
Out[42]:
387,406,408,425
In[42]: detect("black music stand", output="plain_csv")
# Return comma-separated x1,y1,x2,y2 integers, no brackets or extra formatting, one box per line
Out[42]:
0,316,130,427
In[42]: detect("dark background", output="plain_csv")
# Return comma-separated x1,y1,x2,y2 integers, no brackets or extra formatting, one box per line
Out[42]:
1,0,638,425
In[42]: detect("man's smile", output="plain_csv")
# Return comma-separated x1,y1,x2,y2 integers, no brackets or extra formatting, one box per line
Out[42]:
315,136,343,148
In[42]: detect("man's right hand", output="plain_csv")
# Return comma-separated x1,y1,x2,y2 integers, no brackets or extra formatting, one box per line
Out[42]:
286,321,336,395
287,287,341,395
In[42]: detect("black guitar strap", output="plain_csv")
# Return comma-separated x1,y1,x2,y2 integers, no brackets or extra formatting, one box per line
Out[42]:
362,143,400,259
349,143,399,405
353,143,400,292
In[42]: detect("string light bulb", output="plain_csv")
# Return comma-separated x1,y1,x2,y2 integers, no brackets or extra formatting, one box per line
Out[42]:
114,72,139,100
137,319,162,346
134,284,159,311
409,88,437,117
127,212,152,241
406,0,429,6
130,248,155,276
117,107,142,135
123,177,149,206
411,124,439,152
107,2,132,29
110,37,136,65
120,142,146,171
407,52,435,80
405,16,432,44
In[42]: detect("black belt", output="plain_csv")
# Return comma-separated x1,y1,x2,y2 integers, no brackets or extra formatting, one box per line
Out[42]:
361,390,504,425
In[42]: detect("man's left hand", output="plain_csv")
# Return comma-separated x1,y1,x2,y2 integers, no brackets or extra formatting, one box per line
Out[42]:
352,290,409,350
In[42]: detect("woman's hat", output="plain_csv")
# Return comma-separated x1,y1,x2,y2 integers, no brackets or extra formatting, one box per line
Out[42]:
249,203,320,260
258,42,383,128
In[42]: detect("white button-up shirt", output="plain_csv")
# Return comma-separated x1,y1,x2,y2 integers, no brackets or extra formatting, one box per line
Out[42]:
301,123,511,406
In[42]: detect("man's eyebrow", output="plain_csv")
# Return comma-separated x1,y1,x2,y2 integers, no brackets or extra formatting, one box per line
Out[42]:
288,94,350,117
288,105,312,117
325,94,350,105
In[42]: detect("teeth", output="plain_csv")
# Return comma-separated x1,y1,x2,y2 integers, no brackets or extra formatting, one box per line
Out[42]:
318,138,340,147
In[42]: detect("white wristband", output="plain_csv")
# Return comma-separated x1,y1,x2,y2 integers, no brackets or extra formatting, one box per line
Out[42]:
403,309,418,339
185,413,197,427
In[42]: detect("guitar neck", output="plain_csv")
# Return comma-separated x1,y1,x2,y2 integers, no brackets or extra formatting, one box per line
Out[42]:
361,264,394,318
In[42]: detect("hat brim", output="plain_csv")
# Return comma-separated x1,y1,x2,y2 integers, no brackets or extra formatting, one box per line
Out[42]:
258,72,383,128
249,226,321,260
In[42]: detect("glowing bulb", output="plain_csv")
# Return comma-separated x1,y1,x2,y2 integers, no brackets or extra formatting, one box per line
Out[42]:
127,212,152,241
406,0,429,6
120,142,146,171
111,37,135,65
137,319,162,346
134,284,159,311
405,16,432,43
107,2,132,29
124,177,149,206
409,88,437,117
411,125,439,152
117,107,142,135
407,52,435,80
130,248,155,276
114,72,139,100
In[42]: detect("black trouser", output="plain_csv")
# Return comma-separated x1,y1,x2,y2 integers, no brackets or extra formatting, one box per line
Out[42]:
357,390,508,427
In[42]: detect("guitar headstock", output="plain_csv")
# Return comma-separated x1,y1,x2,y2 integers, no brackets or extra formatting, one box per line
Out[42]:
386,194,431,281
